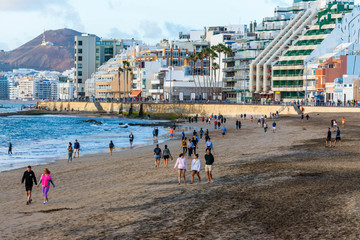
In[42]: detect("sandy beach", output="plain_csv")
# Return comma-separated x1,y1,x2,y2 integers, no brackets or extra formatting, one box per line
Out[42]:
2,112,360,239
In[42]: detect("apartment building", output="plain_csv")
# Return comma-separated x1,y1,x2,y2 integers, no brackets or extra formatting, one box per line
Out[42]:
0,75,9,100
250,0,357,102
74,34,141,98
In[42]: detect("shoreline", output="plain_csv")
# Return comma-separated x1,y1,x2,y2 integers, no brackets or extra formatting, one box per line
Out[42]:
3,112,360,239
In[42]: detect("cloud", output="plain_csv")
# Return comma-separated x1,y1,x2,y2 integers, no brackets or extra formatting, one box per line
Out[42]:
44,6,85,32
263,0,292,6
164,22,190,37
108,27,140,40
139,20,162,39
0,0,64,11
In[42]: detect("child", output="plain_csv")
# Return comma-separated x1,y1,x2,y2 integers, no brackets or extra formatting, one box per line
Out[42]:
191,154,201,184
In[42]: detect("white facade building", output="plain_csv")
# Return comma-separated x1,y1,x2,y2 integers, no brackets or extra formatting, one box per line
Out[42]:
57,81,74,100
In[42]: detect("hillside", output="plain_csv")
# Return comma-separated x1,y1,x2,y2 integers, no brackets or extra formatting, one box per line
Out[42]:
0,28,82,72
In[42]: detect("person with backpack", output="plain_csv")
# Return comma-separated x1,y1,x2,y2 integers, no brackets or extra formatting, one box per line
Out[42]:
182,137,187,154
109,141,115,155
153,144,162,168
67,142,73,163
163,145,173,168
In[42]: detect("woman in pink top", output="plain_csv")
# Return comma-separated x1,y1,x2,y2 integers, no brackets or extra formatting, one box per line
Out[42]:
173,153,187,185
37,168,55,204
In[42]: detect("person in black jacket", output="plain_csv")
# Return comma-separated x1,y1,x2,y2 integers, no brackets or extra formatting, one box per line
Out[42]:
20,166,37,205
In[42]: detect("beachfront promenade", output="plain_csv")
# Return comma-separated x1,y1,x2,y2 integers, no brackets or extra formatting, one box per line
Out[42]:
37,101,360,116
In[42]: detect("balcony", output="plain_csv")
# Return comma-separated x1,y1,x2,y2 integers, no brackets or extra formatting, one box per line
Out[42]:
149,89,164,94
272,86,304,92
151,79,161,85
223,57,234,62
222,87,235,91
223,67,235,72
223,77,234,81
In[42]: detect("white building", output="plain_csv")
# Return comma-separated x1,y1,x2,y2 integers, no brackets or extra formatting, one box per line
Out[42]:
57,81,74,100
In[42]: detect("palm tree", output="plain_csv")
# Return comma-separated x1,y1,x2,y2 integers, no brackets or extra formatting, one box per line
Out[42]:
188,54,199,98
123,61,131,103
118,66,124,101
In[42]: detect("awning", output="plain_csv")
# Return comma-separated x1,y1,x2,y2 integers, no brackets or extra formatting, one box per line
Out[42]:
130,90,142,97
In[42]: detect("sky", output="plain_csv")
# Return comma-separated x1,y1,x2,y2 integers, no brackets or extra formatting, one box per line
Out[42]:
0,0,296,51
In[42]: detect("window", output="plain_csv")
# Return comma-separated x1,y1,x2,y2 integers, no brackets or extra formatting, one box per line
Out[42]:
78,63,82,69
78,79,82,83
96,56,100,60
78,56,82,61
349,84,353,87
78,49,82,54
96,48,100,53
344,84,347,87
78,71,82,76
78,41,82,46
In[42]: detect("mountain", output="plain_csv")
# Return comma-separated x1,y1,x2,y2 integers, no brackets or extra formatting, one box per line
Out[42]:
0,28,82,72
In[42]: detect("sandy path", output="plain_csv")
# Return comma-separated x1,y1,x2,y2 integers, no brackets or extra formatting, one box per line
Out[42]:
1,112,360,239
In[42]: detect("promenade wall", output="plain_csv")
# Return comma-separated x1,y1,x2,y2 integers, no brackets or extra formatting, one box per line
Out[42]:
36,102,360,116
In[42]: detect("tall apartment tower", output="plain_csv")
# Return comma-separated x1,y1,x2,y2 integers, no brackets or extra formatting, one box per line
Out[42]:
74,34,97,98
74,34,141,98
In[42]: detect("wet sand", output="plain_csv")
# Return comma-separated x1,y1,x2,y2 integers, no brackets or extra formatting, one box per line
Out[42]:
1,112,360,239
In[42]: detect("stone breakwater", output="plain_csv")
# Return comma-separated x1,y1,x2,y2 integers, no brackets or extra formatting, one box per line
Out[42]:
36,102,360,116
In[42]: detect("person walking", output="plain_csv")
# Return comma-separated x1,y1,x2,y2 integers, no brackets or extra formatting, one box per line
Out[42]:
191,153,201,184
326,128,332,147
129,132,134,149
214,120,217,129
236,120,239,130
154,144,162,168
200,128,204,139
163,145,173,168
205,149,214,183
192,136,197,155
182,137,187,154
221,125,227,138
187,138,193,157
206,138,213,152
67,142,73,163
334,127,341,146
264,122,268,133
272,121,277,133
8,141,12,155
21,166,37,205
173,153,187,185
342,117,346,127
239,120,242,129
170,128,175,140
73,139,80,158
109,141,115,155
37,168,55,204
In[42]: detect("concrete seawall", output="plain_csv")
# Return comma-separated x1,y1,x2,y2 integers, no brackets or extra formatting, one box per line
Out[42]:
36,102,360,117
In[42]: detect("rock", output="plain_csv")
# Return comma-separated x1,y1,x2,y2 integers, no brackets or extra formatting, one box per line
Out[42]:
94,122,103,125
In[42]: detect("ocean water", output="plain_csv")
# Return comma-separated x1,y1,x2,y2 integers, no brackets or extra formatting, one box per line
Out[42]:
0,104,167,172
0,102,35,113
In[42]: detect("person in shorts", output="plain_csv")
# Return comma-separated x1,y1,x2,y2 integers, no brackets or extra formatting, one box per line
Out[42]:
204,148,214,183
334,127,341,146
191,154,201,184
73,139,80,158
326,128,332,147
162,145,173,168
153,144,162,168
173,153,187,185
272,121,276,133
21,166,37,205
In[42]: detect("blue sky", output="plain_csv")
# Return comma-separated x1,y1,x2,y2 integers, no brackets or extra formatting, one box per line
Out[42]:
0,0,295,51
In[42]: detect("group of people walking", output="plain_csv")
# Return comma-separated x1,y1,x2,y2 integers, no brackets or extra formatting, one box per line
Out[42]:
20,166,55,205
